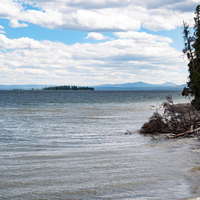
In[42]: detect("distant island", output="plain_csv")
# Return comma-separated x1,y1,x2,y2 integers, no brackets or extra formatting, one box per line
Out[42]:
43,85,94,91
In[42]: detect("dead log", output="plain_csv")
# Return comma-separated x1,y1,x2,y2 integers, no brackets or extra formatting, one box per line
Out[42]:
168,130,193,138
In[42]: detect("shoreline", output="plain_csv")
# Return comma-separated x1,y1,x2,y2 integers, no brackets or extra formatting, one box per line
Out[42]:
183,196,200,200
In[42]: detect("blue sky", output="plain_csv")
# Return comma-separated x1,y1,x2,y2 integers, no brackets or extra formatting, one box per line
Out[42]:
0,0,199,86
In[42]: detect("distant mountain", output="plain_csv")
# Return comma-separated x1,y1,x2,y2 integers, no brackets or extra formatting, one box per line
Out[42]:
180,84,187,87
95,82,180,88
94,82,186,90
159,82,178,86
96,81,156,88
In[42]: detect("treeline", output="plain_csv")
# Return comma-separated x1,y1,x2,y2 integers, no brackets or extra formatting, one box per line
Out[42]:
43,85,94,91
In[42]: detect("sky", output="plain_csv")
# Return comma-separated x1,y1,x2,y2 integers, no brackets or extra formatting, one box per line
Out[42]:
0,0,199,86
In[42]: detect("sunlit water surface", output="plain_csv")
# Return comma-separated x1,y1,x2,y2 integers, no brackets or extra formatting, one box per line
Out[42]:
1,90,200,200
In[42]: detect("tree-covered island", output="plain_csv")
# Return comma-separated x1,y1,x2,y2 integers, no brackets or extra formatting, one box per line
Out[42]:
43,85,94,91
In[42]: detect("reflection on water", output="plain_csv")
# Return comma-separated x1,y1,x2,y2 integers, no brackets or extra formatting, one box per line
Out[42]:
0,90,200,199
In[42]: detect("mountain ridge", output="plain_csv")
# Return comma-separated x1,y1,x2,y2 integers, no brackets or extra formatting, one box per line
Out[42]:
93,82,186,90
94,81,183,88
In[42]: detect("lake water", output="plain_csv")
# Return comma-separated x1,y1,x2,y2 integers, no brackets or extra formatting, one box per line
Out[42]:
1,90,200,200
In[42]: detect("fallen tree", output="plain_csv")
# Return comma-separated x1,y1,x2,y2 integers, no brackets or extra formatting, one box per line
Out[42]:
139,96,200,138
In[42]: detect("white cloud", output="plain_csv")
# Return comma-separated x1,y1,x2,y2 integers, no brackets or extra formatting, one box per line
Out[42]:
85,32,109,40
0,33,187,85
0,0,196,32
0,0,193,85
9,19,28,28
0,34,45,49
114,31,173,43
0,0,22,17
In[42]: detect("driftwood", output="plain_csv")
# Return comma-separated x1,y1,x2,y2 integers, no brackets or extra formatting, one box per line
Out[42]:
169,127,200,138
139,95,200,139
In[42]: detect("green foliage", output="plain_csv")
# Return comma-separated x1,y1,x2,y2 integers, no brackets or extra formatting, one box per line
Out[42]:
43,85,94,91
182,5,200,110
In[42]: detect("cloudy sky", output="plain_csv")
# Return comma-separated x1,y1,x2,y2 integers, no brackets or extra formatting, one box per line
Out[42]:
0,0,199,86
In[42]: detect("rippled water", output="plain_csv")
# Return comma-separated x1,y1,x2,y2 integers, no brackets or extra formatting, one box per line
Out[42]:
1,90,200,199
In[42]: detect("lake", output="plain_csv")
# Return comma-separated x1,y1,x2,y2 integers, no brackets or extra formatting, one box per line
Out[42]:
1,90,200,199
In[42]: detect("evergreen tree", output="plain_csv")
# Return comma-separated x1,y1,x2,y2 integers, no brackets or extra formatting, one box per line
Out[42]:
182,5,200,110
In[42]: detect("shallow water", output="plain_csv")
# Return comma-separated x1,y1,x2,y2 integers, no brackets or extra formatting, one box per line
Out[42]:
1,90,200,199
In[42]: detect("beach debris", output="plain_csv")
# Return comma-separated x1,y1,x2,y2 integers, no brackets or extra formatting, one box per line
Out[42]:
189,166,200,173
125,130,132,135
139,95,200,139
